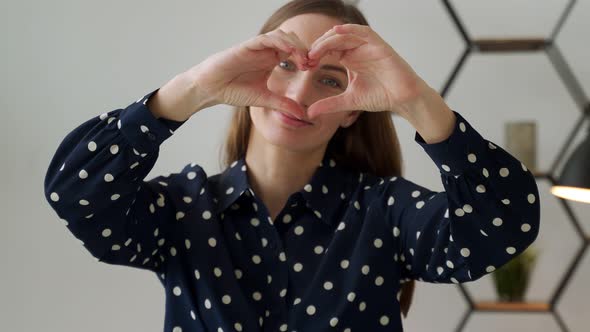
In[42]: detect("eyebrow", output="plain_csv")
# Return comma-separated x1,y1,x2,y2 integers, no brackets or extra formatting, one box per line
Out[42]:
319,64,348,76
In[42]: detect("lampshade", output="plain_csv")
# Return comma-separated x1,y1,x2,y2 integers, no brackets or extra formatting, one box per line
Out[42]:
550,129,590,203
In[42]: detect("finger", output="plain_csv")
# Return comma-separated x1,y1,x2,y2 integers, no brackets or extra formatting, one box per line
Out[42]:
277,30,310,70
333,24,371,39
258,90,306,119
310,26,339,53
308,34,367,61
307,92,357,119
243,34,294,59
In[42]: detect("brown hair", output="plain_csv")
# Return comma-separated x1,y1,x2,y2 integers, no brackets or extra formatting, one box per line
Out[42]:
220,0,415,318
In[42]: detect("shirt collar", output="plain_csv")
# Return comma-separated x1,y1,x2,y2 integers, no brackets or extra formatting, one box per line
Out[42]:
212,152,355,227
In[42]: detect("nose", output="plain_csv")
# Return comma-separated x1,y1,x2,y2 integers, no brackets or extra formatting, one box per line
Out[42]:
284,72,314,113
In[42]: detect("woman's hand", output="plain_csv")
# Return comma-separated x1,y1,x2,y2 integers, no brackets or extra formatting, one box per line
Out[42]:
305,24,431,119
186,28,311,119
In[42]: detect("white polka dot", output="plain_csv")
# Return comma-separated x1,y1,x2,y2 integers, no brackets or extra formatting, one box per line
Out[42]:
306,305,316,315
250,218,260,227
359,301,367,311
87,141,97,151
393,227,400,237
314,246,324,254
330,317,339,327
446,260,454,269
442,164,451,172
202,211,211,220
506,247,516,254
78,169,88,179
324,281,333,290
173,286,181,296
222,295,231,304
459,122,466,132
50,192,59,202
521,223,531,232
282,214,292,224
226,187,234,195
172,327,182,332
294,226,304,235
380,315,390,326
528,194,536,204
252,255,261,264
468,153,477,163
293,263,303,272
208,238,217,247
337,222,346,231
486,266,495,273
252,292,262,301
374,238,383,248
387,196,395,206
204,298,211,309
111,194,120,200
354,201,360,210
104,173,114,182
304,184,312,192
140,125,149,133
463,204,473,213
109,144,119,154
460,248,470,257
102,228,111,237
347,292,356,302
79,199,89,206
499,168,510,177
375,276,384,286
483,168,489,178
340,260,349,269
361,265,370,275
176,211,185,220
455,208,465,217
416,201,425,209
476,185,486,193
493,217,503,226
322,185,328,194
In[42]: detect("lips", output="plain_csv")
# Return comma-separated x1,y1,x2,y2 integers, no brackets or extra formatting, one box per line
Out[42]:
279,111,313,125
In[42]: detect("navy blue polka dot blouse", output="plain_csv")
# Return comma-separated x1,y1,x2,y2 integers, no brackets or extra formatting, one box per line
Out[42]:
44,88,540,332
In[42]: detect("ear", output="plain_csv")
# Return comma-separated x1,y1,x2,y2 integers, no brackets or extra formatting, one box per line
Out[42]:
340,110,362,128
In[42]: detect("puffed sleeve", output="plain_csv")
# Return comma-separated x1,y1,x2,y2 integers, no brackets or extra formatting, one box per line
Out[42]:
43,88,205,273
381,110,540,284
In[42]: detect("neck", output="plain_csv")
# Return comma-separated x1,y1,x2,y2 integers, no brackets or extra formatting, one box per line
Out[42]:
245,134,326,220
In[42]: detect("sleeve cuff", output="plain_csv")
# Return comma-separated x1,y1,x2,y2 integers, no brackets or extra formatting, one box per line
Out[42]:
118,88,188,154
414,110,489,176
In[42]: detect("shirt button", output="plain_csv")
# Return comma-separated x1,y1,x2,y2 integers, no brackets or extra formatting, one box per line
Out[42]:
147,132,156,141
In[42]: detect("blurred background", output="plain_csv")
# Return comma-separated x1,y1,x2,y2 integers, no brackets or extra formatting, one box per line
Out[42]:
1,0,589,331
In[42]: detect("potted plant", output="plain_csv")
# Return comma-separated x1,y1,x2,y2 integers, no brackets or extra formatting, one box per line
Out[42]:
492,245,539,302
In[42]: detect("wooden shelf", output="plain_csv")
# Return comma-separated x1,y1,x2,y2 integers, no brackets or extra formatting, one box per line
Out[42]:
473,38,547,52
474,301,550,312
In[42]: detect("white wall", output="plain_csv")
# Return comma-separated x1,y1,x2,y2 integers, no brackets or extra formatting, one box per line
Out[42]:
2,0,589,331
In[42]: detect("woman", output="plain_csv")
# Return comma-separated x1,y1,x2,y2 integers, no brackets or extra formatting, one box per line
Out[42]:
44,0,541,331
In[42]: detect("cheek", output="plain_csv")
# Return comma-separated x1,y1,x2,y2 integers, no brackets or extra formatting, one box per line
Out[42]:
266,70,286,93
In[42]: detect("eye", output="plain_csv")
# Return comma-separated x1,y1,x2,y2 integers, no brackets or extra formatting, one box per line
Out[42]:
321,77,342,89
278,60,295,71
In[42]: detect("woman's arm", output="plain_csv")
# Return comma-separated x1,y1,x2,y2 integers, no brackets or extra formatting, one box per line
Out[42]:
381,109,541,283
43,89,202,274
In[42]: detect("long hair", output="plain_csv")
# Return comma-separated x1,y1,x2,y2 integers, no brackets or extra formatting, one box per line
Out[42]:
220,0,415,318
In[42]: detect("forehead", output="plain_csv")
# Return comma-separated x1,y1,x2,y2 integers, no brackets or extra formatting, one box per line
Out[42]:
277,13,344,49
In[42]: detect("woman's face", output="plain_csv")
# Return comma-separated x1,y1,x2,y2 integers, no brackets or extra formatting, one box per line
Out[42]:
249,13,361,153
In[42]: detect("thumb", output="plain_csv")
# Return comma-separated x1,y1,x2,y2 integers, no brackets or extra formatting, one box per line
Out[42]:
307,93,355,119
